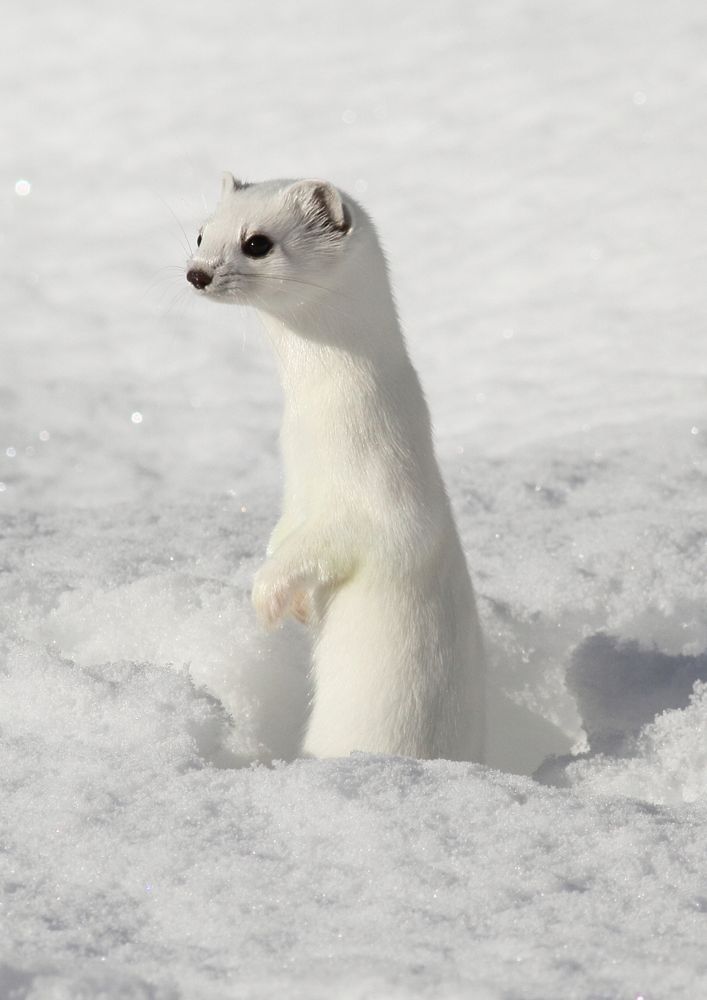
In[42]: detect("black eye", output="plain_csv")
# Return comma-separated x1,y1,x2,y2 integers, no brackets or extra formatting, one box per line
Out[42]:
196,233,202,248
242,233,273,258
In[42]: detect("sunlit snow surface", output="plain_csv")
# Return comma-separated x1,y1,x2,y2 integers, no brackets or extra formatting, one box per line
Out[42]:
2,1,707,997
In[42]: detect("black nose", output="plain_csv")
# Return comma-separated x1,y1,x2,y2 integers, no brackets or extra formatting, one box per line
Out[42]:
186,268,213,290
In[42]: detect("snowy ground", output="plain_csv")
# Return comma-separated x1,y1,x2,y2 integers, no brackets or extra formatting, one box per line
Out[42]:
2,1,707,997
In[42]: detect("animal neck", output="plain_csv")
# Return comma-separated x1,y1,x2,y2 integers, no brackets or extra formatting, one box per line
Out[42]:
256,253,410,411
250,233,441,511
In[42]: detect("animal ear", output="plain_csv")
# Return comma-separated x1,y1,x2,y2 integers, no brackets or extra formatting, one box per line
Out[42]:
220,172,247,198
286,179,351,234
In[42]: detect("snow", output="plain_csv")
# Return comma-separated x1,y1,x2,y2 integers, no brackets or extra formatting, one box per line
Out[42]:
2,0,707,996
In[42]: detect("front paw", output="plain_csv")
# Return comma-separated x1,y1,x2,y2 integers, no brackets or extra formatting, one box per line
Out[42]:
252,565,293,630
290,590,312,626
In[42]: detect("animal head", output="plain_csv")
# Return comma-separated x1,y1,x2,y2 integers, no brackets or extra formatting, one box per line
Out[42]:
186,174,355,313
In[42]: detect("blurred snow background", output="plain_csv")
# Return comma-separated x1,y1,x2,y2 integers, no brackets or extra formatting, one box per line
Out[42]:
2,0,707,997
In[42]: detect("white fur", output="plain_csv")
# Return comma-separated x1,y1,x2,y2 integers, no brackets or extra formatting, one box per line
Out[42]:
187,174,486,761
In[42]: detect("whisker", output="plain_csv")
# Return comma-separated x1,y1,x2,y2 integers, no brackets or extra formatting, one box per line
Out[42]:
146,282,184,305
218,272,361,329
142,267,186,300
161,285,192,319
216,280,360,328
145,266,184,285
218,268,351,302
257,272,353,302
152,191,194,257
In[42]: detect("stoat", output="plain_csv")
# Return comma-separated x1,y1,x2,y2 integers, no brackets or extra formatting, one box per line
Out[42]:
187,173,485,761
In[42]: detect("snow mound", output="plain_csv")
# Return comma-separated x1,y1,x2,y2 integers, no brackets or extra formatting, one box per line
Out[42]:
35,571,309,764
2,646,706,1000
565,681,707,805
